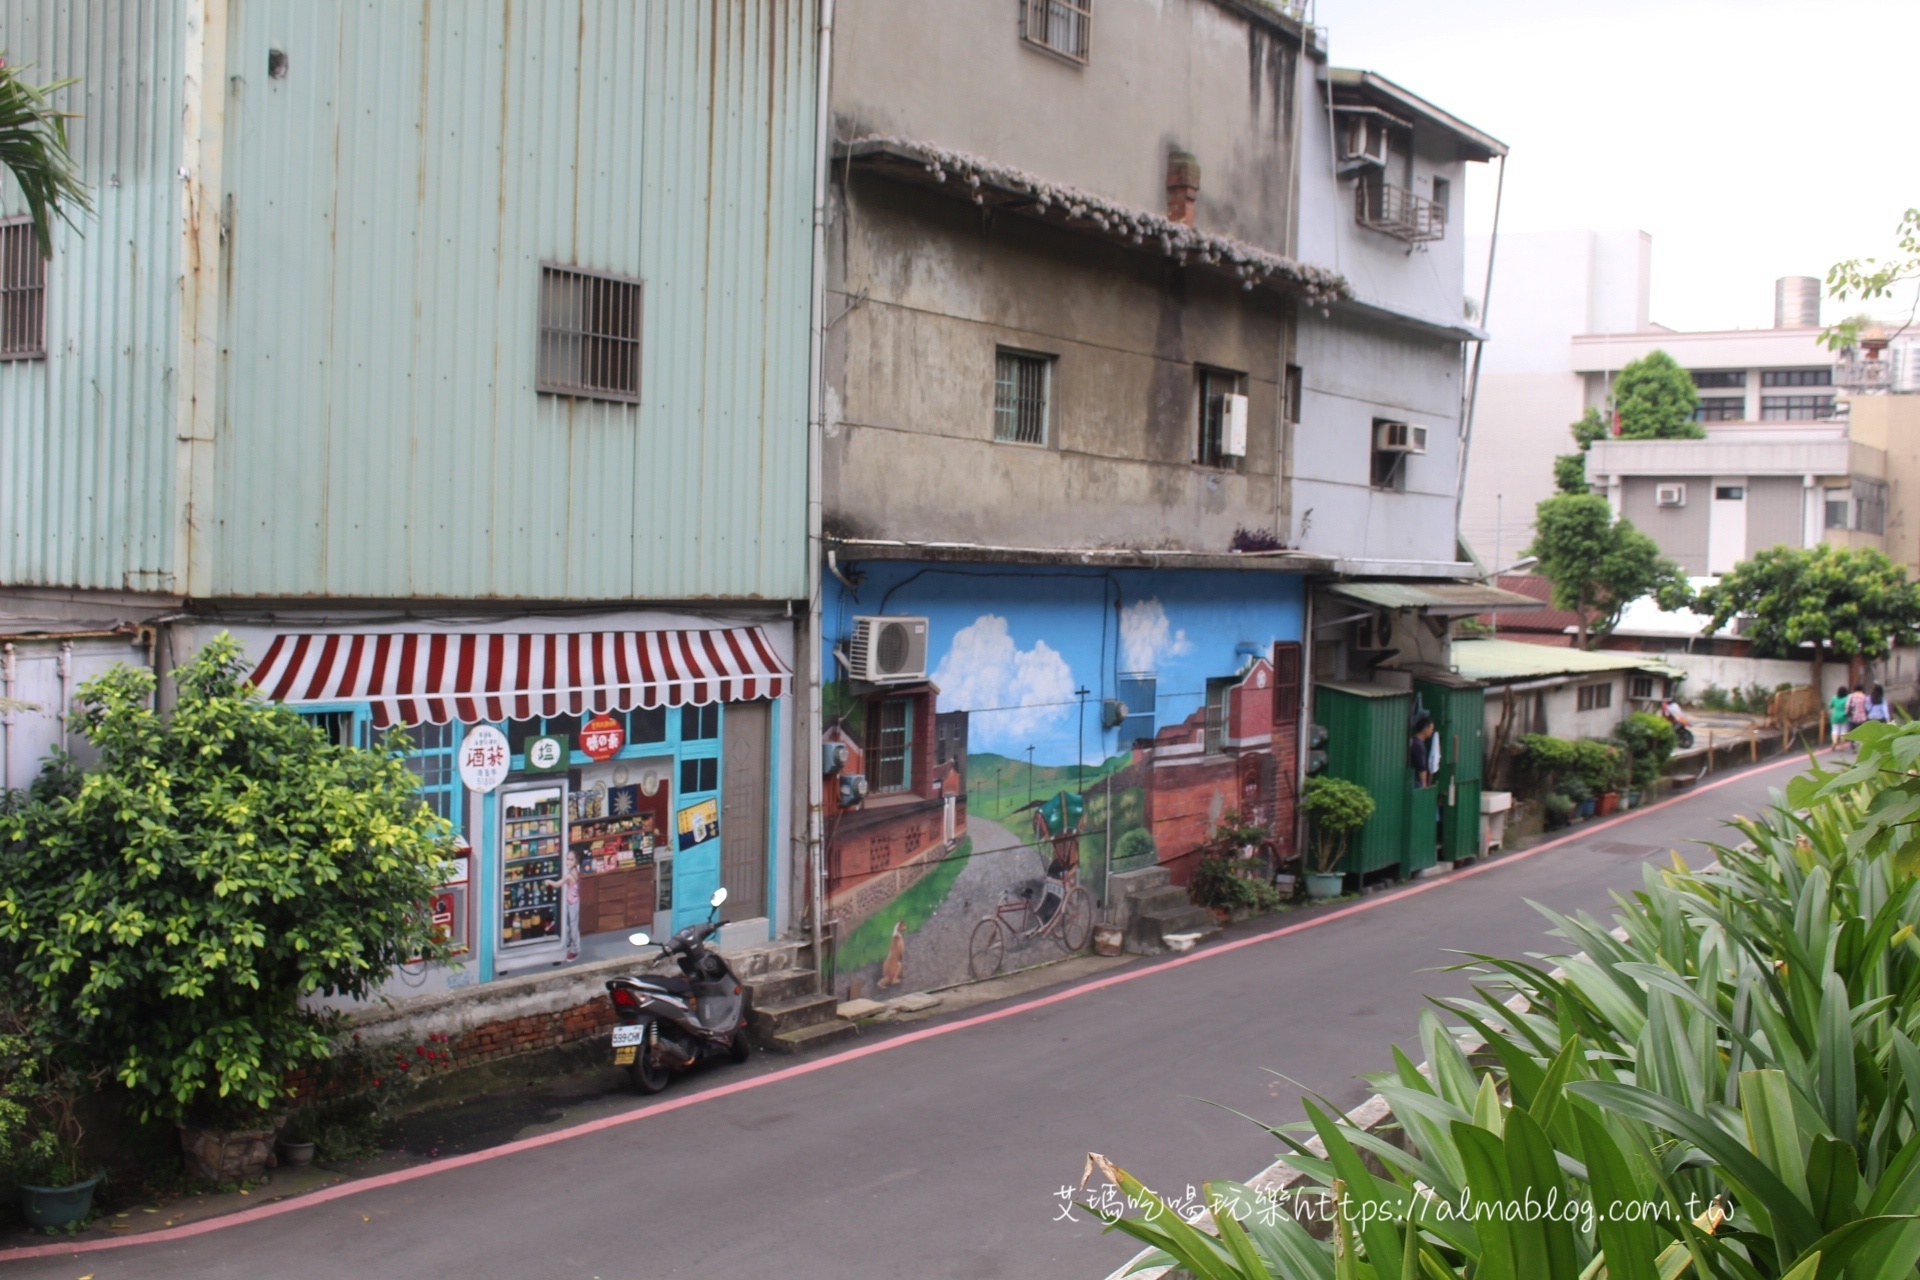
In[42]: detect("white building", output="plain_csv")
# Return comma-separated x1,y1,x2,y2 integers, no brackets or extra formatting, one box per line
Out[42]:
1460,231,1846,567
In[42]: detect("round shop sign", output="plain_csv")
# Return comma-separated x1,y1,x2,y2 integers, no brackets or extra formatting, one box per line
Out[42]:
581,713,626,762
457,724,511,794
525,734,567,773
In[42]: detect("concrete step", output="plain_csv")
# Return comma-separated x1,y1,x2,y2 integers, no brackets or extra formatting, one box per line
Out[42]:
761,1018,860,1056
748,992,841,1039
1127,904,1219,954
1131,884,1193,915
741,967,818,1009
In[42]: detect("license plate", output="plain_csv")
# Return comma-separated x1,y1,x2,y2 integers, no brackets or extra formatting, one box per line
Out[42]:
613,1046,636,1066
611,1024,646,1047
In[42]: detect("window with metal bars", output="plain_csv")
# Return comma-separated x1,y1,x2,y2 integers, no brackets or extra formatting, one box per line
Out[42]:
1197,367,1245,469
1020,0,1091,63
867,697,914,794
537,264,642,402
993,348,1052,445
1,220,47,361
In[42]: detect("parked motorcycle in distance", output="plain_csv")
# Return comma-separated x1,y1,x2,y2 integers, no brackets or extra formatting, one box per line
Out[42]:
605,887,749,1093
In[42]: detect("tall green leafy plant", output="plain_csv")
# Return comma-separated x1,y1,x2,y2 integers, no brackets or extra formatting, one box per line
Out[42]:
1528,494,1690,648
1301,777,1374,876
0,635,452,1122
0,55,90,255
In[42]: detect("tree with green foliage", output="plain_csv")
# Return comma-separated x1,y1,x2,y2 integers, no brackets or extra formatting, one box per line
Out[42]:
1526,493,1689,649
1552,407,1614,494
0,55,90,255
1823,207,1919,351
1611,349,1702,439
1692,542,1920,698
1300,776,1373,875
0,635,452,1123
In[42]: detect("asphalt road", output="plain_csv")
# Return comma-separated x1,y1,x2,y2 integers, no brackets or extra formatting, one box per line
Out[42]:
6,756,1806,1280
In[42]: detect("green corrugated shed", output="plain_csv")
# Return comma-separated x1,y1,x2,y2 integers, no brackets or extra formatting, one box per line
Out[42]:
1417,677,1484,865
1315,682,1411,876
1404,784,1438,875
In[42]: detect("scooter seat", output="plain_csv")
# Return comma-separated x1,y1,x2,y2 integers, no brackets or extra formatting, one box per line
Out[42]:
629,973,693,997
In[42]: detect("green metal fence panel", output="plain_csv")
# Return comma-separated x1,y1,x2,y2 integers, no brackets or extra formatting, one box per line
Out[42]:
1315,683,1411,875
1418,679,1486,863
1404,783,1438,875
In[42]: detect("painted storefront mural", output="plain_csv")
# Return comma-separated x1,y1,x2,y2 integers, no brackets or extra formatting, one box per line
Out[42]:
823,564,1304,998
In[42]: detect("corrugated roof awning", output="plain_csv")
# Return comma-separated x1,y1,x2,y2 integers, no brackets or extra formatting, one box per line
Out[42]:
249,628,792,727
1330,581,1543,615
1449,638,1684,684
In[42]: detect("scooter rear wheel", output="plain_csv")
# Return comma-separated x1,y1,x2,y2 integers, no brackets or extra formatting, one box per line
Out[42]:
628,1034,671,1094
729,1027,751,1064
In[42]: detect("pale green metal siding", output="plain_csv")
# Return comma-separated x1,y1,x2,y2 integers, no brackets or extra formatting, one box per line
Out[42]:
0,1,183,593
210,0,817,600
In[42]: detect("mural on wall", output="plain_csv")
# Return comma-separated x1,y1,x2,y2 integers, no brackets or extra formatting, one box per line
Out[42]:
822,564,1304,998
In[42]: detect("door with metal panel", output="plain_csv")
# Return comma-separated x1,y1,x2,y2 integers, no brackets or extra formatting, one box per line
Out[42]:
719,700,770,920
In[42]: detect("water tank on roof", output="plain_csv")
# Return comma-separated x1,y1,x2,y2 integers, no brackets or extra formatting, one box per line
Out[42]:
1775,276,1821,329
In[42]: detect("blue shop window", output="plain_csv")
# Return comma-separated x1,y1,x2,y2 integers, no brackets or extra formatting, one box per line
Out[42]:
296,707,370,749
681,704,719,742
679,756,718,794
400,721,463,825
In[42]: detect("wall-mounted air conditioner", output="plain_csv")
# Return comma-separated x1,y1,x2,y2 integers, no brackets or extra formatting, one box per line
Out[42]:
1656,483,1687,507
1340,115,1390,167
846,616,929,683
1220,393,1248,457
1373,420,1428,454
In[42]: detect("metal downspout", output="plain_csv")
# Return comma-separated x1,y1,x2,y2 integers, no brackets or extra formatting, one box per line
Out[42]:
2,644,14,791
1455,153,1506,538
804,0,837,994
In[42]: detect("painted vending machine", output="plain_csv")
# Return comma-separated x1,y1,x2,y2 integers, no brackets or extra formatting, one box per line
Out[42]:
498,782,567,962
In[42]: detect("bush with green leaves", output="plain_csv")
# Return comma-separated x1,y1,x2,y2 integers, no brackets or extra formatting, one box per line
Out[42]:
1569,738,1624,792
0,998,92,1189
1300,777,1374,875
1615,711,1677,787
1541,791,1575,827
1083,719,1920,1278
0,635,453,1124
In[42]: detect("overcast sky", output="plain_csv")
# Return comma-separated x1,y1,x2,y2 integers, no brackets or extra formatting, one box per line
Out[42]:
1321,0,1920,332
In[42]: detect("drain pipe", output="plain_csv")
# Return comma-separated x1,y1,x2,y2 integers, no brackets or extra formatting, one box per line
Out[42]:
56,641,72,755
2,644,15,790
803,0,837,994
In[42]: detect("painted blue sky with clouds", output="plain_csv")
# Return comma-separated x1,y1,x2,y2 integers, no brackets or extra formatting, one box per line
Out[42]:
827,564,1305,765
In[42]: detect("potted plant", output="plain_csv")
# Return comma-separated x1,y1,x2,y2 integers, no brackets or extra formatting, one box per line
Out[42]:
1301,777,1375,901
0,1007,101,1231
1543,792,1575,829
277,1109,317,1168
1562,776,1595,819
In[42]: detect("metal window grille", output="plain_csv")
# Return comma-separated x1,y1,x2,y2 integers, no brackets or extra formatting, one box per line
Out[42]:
1021,0,1091,62
1354,176,1445,243
1203,680,1229,755
994,349,1051,444
537,264,642,402
1855,478,1887,535
1629,676,1654,700
401,721,459,821
1760,394,1834,421
1577,683,1612,712
869,697,913,793
1,220,47,361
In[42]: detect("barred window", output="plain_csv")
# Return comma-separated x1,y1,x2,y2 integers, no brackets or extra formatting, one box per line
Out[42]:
1021,0,1091,63
993,348,1053,445
1762,367,1831,388
1,219,47,361
537,264,642,402
868,697,914,793
1760,394,1834,421
1577,682,1612,712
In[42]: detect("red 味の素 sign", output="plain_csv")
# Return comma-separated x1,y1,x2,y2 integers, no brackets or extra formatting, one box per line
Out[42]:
580,713,626,761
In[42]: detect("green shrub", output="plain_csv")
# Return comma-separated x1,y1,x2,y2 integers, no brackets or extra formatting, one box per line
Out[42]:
0,636,454,1124
1542,792,1575,826
1699,683,1730,711
1112,828,1157,870
1569,738,1623,791
1560,776,1592,805
1616,711,1677,787
0,999,90,1190
1187,855,1284,915
1301,777,1374,874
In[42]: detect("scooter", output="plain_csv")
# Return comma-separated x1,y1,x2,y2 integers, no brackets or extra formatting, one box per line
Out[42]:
605,887,750,1093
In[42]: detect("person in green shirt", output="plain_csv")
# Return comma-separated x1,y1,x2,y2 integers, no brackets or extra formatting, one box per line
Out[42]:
1830,685,1851,747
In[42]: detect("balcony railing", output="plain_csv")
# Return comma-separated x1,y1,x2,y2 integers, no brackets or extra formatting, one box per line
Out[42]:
1354,178,1445,243
1835,359,1893,391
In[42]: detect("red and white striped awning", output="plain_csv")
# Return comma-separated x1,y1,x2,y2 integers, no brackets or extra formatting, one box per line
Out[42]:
248,628,791,727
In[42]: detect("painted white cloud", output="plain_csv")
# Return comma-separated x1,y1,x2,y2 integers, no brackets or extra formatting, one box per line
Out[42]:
932,614,1075,748
1119,598,1191,674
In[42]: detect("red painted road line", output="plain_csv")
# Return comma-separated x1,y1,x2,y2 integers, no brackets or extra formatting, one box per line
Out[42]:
0,750,1811,1264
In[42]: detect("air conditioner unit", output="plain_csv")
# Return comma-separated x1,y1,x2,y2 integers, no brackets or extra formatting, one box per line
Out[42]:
1220,393,1248,457
1340,115,1390,167
1656,483,1687,507
1373,420,1427,454
847,616,929,684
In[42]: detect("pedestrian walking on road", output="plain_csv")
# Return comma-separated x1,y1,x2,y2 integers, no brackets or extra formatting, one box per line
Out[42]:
1870,684,1891,723
1831,685,1851,746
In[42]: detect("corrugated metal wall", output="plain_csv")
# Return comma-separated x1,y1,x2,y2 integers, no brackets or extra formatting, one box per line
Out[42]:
212,0,817,602
0,1,183,593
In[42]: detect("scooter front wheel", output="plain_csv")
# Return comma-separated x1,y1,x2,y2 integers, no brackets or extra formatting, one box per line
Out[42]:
729,1027,751,1064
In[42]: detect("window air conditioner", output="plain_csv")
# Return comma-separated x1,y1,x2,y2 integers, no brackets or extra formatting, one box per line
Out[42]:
847,616,930,683
1373,420,1427,454
1340,116,1390,167
1220,393,1248,457
1656,483,1687,507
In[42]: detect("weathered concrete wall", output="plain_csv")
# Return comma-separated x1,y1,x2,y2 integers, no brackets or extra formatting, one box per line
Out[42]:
1289,309,1464,561
832,0,1302,256
826,176,1292,550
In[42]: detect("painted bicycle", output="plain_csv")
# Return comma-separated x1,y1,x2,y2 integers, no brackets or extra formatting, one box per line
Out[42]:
968,790,1095,979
